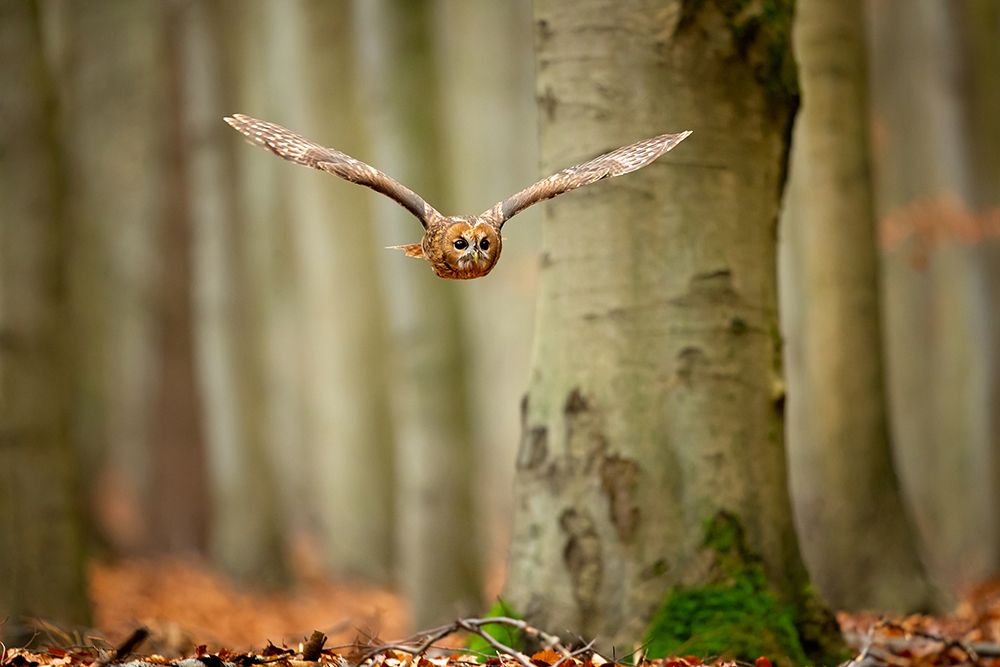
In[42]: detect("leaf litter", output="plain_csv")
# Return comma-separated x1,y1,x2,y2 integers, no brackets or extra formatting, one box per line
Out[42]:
4,560,1000,667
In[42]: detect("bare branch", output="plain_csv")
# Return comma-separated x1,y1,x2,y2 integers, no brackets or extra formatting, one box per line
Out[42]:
91,627,150,667
455,620,533,667
843,628,1000,660
356,615,574,667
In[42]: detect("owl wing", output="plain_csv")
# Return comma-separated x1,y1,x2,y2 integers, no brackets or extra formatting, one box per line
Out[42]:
484,130,691,227
224,114,439,229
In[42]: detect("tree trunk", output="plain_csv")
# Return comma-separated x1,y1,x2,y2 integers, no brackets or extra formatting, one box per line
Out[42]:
50,0,166,555
354,0,483,627
948,1,1000,586
505,1,842,663
435,0,538,586
866,0,1000,601
197,0,293,586
0,0,90,640
278,0,396,582
147,0,210,556
779,0,932,612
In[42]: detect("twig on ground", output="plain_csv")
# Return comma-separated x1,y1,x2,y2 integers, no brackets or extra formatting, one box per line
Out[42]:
844,627,1000,660
302,631,327,662
357,615,574,667
455,619,533,667
91,627,150,667
552,640,596,667
842,620,879,667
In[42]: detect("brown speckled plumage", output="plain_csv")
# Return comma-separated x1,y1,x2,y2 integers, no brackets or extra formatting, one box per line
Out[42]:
224,113,691,280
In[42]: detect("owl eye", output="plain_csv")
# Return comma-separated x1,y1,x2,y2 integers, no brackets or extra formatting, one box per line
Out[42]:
479,238,490,251
453,238,469,250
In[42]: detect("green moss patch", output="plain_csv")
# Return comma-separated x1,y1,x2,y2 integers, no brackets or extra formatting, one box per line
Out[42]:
680,0,798,106
642,571,806,664
642,513,807,666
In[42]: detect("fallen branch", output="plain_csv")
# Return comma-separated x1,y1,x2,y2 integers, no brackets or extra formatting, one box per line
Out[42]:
552,640,597,667
92,627,150,667
843,628,1000,660
358,615,576,667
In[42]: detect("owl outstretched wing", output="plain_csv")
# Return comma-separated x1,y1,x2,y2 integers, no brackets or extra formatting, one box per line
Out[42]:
224,114,439,229
485,130,691,227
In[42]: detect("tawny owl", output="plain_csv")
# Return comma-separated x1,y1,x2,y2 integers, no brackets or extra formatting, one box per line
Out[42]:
224,114,691,280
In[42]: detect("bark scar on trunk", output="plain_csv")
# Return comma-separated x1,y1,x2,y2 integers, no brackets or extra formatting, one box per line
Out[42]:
599,454,640,542
518,394,550,470
676,346,706,381
564,388,609,475
669,268,741,308
689,268,737,300
559,508,603,629
564,387,590,415
517,425,549,470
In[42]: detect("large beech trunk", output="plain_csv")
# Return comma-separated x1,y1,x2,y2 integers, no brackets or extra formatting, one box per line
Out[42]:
505,1,842,662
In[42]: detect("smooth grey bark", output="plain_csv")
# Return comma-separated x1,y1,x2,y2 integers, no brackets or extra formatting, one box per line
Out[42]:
190,0,291,585
506,0,840,661
279,0,396,581
435,0,538,579
779,0,932,612
948,3,1000,579
953,2,1000,568
354,0,483,627
249,0,310,558
867,0,1000,601
0,0,90,640
49,0,165,554
147,0,210,555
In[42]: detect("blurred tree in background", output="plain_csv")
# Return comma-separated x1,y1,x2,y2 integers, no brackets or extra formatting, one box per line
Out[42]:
195,0,294,587
867,0,1000,604
780,0,933,612
2,0,537,639
1,0,999,652
355,0,483,627
0,0,90,641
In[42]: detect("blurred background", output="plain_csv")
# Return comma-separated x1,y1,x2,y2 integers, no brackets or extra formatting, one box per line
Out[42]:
2,0,538,647
1,0,999,653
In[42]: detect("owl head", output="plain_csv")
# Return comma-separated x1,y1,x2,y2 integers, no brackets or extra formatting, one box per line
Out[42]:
432,219,501,279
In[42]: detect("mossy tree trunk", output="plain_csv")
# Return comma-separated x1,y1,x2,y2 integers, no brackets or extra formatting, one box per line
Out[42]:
0,0,90,641
505,1,842,663
779,0,933,612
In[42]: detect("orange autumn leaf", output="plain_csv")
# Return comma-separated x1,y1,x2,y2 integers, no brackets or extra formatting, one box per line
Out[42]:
531,649,563,665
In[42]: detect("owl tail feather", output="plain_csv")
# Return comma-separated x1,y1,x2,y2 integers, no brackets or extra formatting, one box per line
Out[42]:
387,243,425,259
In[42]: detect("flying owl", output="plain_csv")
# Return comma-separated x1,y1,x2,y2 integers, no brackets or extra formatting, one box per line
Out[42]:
224,114,691,280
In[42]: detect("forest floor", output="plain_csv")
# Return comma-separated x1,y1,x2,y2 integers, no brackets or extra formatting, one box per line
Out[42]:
88,558,412,654
4,558,1000,667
